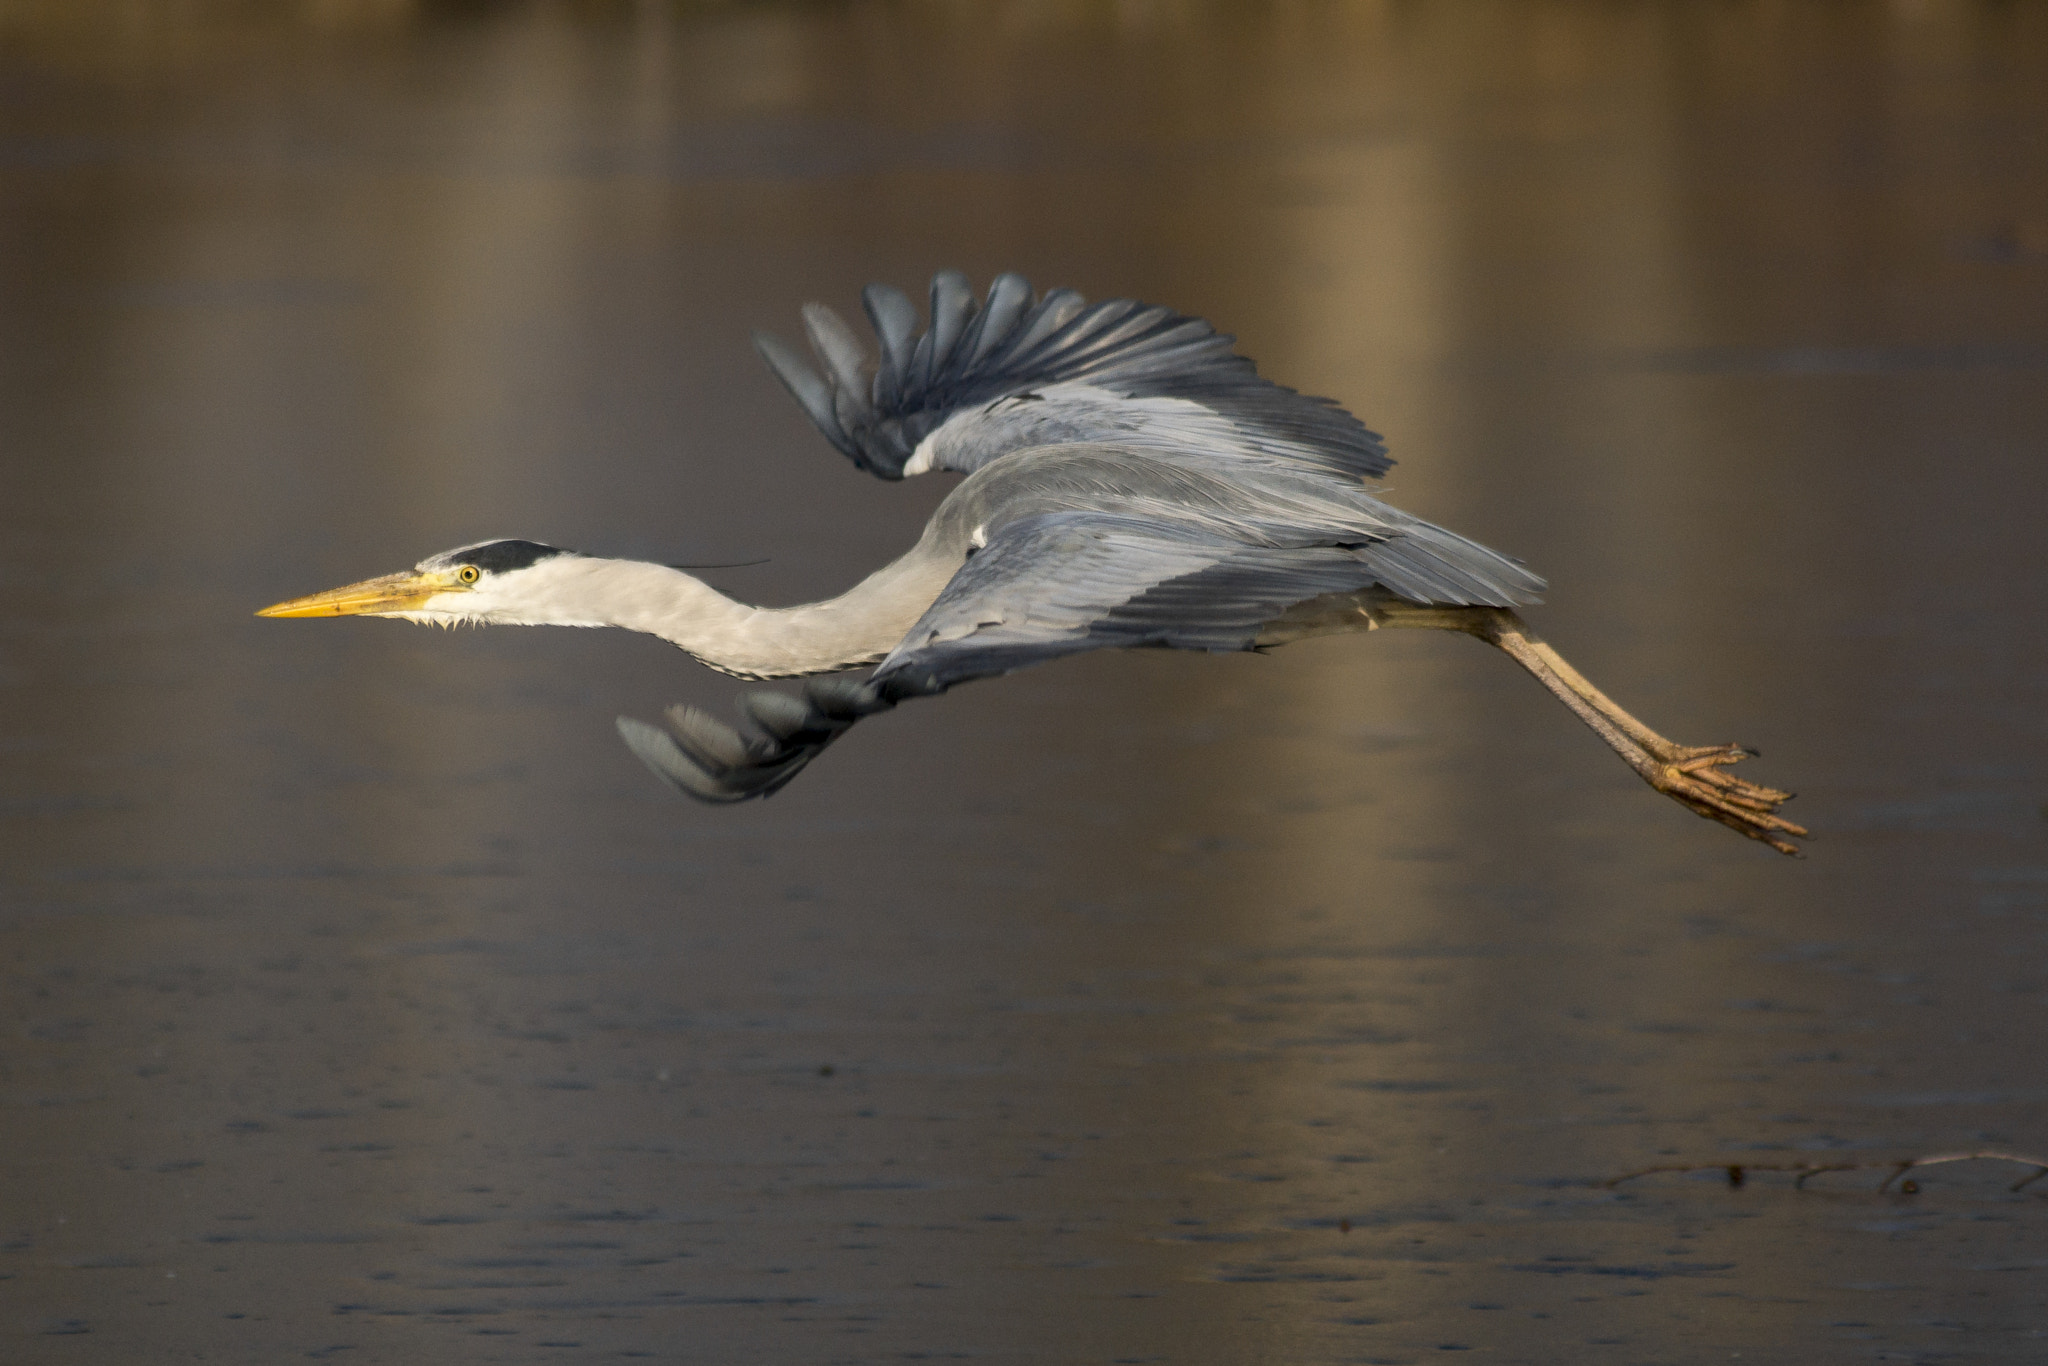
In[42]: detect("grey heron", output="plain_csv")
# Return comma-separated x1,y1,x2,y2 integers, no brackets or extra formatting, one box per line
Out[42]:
260,271,1803,854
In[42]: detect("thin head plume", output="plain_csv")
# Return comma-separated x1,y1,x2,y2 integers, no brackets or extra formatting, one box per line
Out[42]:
665,557,772,571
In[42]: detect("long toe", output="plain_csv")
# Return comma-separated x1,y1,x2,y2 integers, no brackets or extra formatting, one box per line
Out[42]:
1649,743,1806,855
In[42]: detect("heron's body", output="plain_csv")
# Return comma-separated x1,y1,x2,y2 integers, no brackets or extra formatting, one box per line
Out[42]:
262,271,1803,853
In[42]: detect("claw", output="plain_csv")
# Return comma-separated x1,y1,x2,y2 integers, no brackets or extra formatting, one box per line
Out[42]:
1473,614,1806,857
1648,743,1807,855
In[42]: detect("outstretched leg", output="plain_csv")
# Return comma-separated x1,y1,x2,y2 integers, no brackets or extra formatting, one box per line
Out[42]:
1379,604,1806,855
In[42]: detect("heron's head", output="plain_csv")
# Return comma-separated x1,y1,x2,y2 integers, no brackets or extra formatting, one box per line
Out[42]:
257,539,583,627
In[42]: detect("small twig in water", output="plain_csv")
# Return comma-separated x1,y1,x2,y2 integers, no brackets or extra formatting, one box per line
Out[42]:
1601,1150,2048,1195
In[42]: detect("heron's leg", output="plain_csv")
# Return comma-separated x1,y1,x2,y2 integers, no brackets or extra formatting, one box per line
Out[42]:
1378,604,1805,855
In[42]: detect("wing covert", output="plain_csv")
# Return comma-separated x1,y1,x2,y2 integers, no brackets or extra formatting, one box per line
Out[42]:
872,513,1407,696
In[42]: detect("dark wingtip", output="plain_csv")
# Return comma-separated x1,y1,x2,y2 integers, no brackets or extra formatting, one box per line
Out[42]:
754,329,859,459
616,716,751,804
862,282,920,385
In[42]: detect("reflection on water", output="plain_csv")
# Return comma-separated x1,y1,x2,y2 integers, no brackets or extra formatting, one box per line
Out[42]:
3,2,2047,1361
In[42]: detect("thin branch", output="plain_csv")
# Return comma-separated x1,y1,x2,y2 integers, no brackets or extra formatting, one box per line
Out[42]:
1601,1150,2048,1195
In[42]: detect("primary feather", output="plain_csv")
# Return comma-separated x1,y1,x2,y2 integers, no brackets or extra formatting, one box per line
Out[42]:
754,270,1393,483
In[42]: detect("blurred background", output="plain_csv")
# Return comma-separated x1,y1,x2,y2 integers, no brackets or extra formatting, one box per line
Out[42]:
2,1,2046,1361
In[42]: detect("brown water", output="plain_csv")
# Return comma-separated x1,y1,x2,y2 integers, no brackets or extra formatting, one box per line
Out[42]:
3,3,2047,1362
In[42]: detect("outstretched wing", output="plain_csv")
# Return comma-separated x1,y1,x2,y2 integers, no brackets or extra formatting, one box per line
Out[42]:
873,509,1538,694
753,270,1393,483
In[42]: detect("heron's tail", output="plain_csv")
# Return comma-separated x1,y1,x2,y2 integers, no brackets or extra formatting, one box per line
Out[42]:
1356,519,1546,608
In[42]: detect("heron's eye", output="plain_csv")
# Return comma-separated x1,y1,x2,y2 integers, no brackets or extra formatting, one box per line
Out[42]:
457,566,480,584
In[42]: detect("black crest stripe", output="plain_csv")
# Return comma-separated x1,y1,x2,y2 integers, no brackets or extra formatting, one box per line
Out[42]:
461,540,569,574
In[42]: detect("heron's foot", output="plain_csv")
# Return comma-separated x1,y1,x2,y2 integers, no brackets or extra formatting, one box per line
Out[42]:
1642,741,1806,856
616,678,896,803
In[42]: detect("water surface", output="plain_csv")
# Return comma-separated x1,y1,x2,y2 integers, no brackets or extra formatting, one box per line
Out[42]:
2,3,2046,1362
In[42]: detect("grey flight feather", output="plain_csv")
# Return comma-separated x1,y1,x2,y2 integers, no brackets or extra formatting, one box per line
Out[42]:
753,331,848,452
620,681,898,804
755,271,1392,482
862,284,919,386
873,507,1540,696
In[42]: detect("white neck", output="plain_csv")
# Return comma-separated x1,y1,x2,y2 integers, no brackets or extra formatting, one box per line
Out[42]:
427,553,954,680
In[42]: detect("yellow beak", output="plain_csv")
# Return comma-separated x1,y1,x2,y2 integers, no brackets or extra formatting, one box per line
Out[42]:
256,570,465,618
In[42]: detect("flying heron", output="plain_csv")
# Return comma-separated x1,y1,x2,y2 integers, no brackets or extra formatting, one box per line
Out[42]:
260,271,1803,854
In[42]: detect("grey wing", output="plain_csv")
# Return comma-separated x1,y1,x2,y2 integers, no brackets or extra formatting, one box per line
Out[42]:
871,509,1532,696
753,270,1392,483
